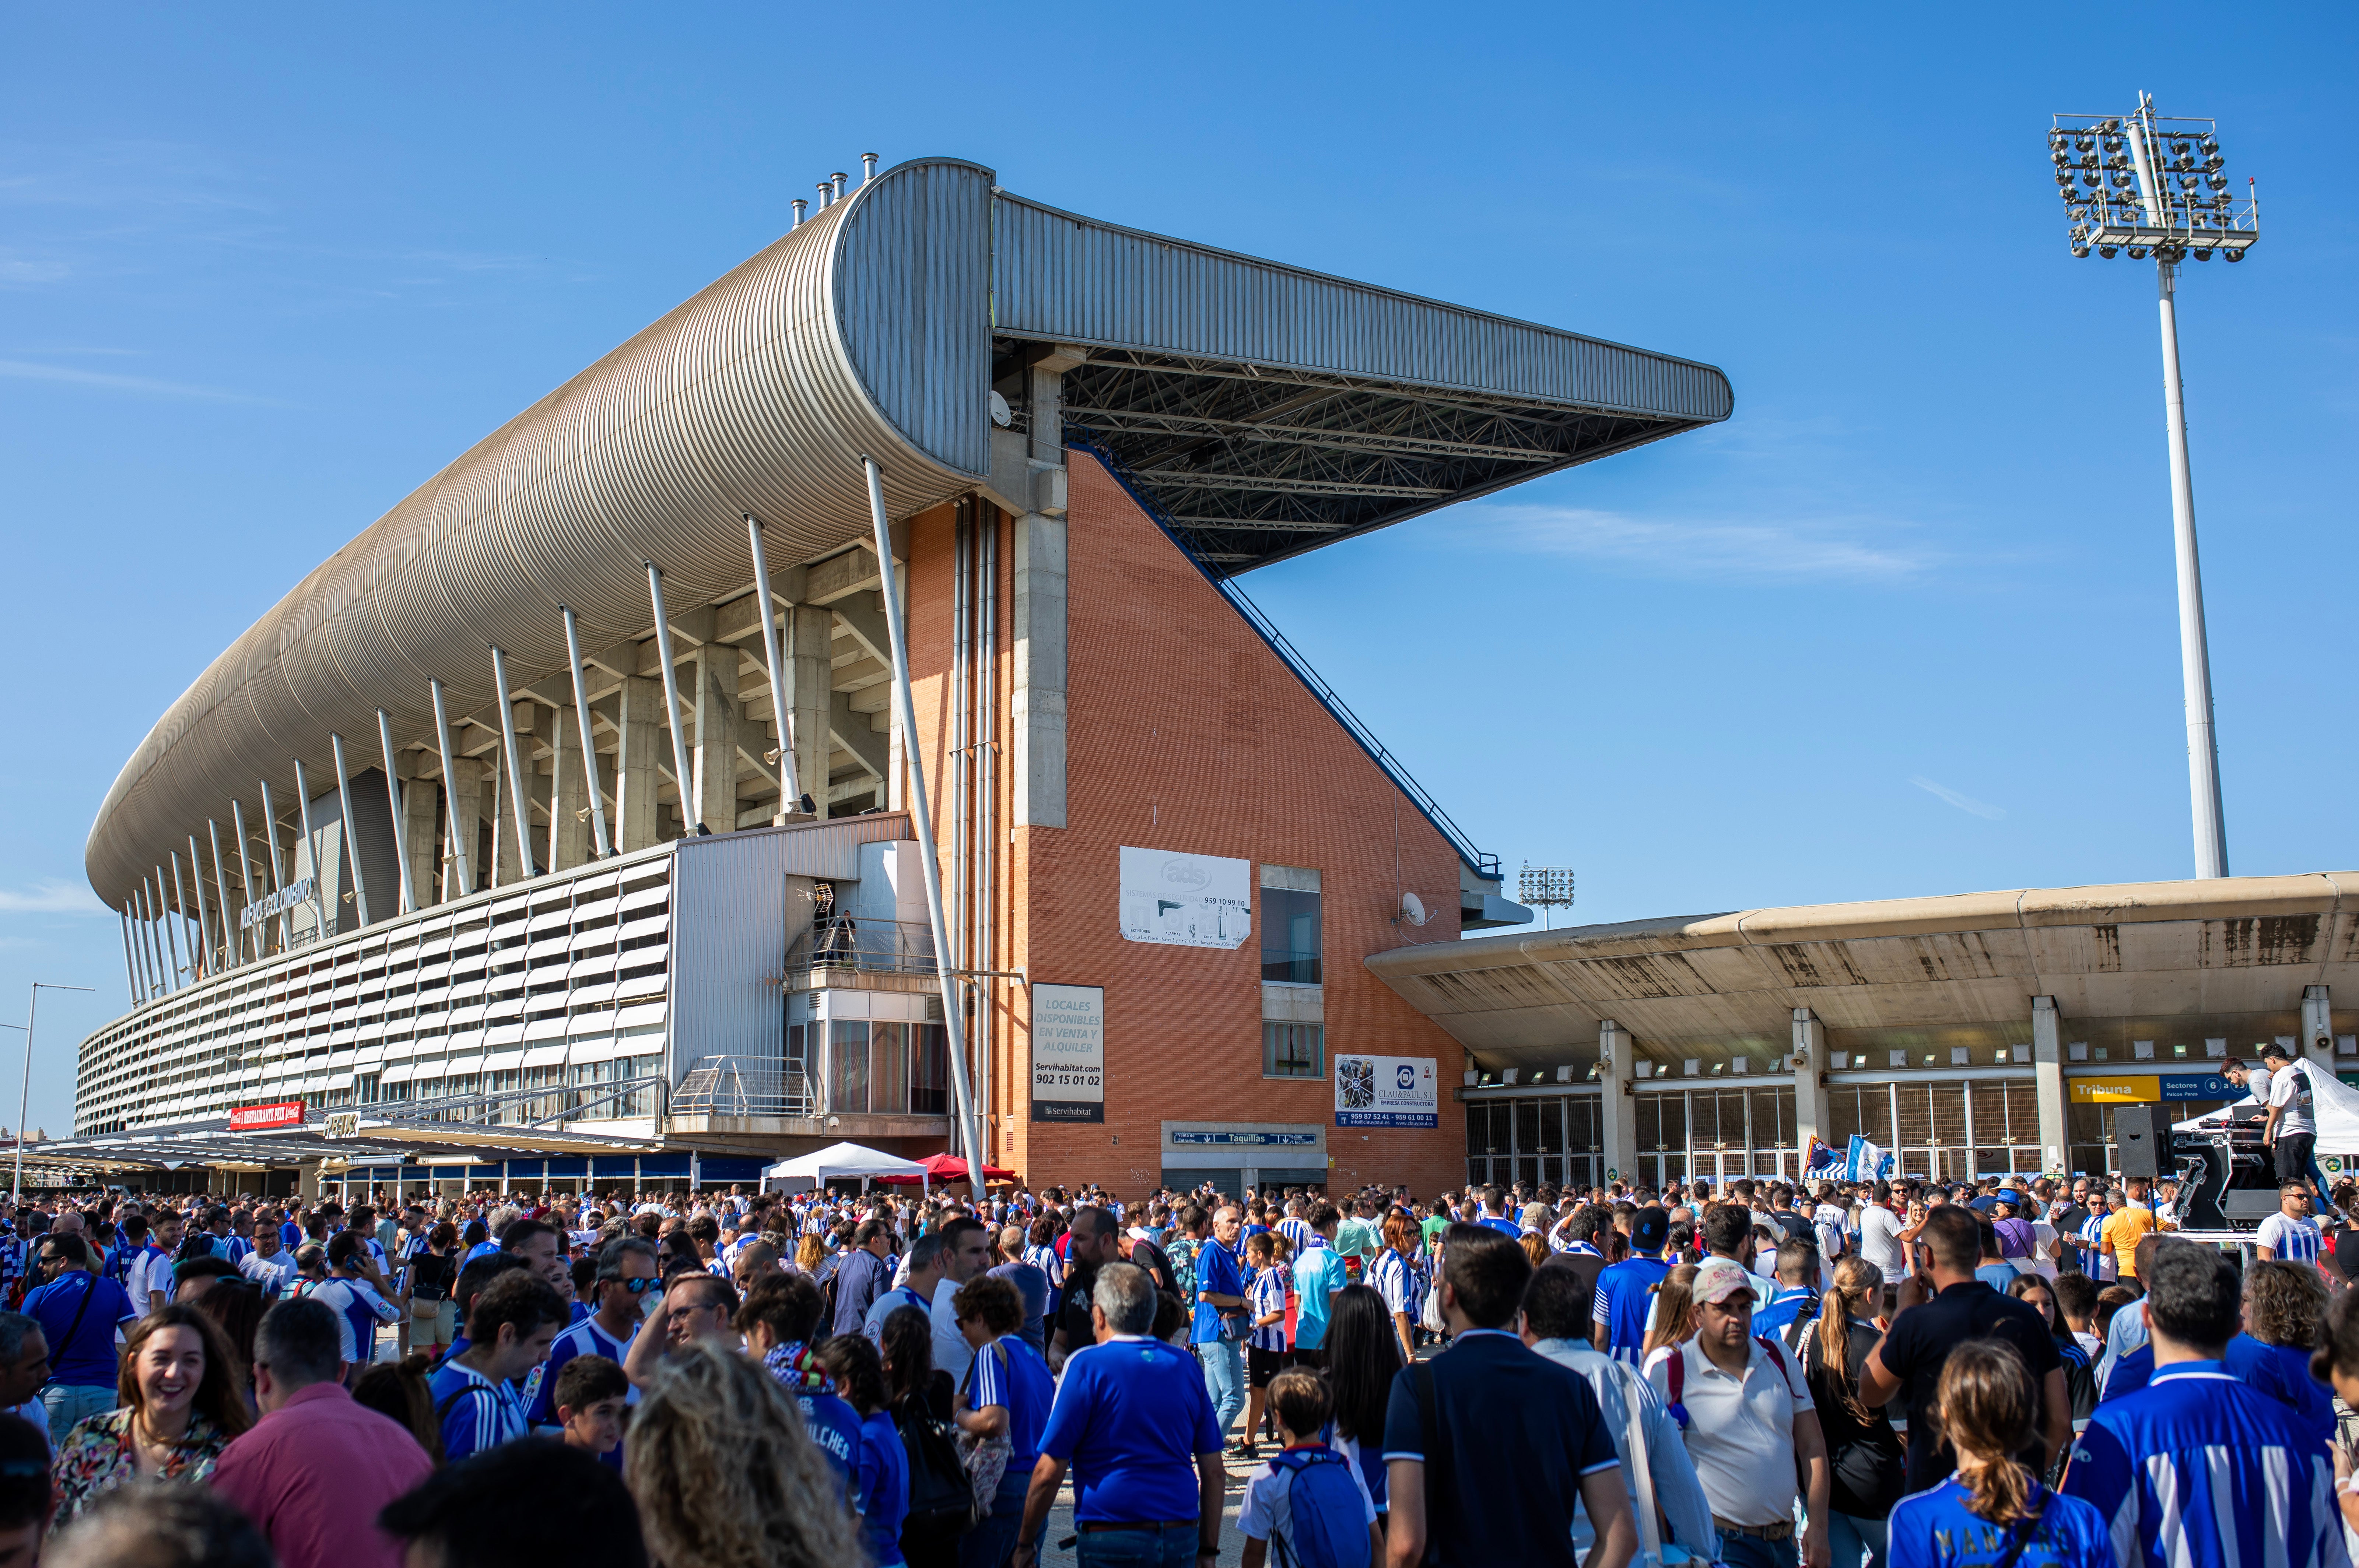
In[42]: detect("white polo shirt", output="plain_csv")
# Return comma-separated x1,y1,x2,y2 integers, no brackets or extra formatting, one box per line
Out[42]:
1645,1333,1812,1528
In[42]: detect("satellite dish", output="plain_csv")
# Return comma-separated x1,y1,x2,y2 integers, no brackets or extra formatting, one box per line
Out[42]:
987,390,1013,428
1398,891,1429,927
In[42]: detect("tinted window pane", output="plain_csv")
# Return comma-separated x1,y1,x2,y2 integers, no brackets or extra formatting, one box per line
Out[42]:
1260,888,1321,984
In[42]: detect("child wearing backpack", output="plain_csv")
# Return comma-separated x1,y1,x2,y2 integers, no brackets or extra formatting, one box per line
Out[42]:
1238,1367,1379,1568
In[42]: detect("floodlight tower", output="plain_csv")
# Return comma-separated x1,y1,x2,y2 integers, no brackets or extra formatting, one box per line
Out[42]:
2047,94,2258,880
1518,864,1577,930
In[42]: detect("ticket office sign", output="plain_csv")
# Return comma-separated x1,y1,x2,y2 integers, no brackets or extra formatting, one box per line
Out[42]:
1032,984,1105,1124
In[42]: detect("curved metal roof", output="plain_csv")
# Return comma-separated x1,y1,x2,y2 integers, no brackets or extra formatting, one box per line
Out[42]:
86,155,1730,907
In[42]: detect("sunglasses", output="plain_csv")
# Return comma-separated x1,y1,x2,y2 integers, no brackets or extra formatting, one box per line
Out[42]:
599,1274,660,1294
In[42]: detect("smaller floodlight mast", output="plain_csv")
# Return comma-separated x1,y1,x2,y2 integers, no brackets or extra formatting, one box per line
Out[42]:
1518,864,1577,929
2047,93,2258,881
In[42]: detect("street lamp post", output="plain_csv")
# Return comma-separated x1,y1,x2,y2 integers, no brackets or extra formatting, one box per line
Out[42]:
2047,94,2258,879
14,984,94,1202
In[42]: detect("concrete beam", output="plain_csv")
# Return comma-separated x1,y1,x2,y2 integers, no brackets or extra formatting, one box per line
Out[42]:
1012,509,1066,828
1791,1009,1832,1163
691,643,739,832
1598,1020,1638,1189
829,689,887,780
546,705,590,872
614,676,662,853
806,546,883,606
2032,996,2066,1177
788,604,830,818
830,595,892,671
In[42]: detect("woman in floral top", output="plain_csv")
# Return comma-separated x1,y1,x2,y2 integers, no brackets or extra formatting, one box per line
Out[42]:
52,1302,251,1526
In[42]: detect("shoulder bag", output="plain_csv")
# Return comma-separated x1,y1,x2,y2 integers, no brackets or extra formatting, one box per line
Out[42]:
955,1339,1015,1520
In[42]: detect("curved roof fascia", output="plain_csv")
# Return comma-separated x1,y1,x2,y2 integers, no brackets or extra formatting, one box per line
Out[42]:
87,157,993,907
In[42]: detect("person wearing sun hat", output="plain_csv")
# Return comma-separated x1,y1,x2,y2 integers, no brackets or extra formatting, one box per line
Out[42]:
1645,1255,1829,1568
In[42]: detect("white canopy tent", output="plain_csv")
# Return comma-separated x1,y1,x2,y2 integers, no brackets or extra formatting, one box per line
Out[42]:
761,1141,929,1193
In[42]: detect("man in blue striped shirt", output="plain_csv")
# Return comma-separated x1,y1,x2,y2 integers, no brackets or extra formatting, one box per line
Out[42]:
2061,1238,2342,1568
429,1270,567,1462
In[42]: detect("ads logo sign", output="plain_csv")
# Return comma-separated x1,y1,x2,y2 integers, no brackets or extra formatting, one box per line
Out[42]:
1335,1055,1437,1128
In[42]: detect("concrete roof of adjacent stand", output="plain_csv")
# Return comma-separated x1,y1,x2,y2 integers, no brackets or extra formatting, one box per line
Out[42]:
83,154,1729,910
1365,871,2359,1075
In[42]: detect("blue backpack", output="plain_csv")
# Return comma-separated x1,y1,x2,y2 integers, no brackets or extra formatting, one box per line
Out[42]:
1267,1448,1365,1568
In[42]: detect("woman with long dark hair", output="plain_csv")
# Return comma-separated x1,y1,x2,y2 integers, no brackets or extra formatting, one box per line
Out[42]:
50,1304,253,1525
1319,1283,1402,1525
1801,1256,1904,1568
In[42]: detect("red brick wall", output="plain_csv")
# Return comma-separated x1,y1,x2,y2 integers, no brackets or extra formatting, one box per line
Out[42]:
893,458,1471,1199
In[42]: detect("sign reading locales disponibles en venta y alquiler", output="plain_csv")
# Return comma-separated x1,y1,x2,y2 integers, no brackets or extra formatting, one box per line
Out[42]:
1334,1055,1438,1128
1031,984,1105,1124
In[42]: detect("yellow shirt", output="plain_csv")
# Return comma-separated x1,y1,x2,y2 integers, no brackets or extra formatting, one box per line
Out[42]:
2102,1203,2159,1276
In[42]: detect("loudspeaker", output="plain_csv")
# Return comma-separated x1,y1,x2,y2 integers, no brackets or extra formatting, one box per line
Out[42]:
2114,1104,2159,1180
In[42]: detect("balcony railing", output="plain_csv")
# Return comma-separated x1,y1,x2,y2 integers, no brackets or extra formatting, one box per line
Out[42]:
788,918,937,980
672,1055,817,1119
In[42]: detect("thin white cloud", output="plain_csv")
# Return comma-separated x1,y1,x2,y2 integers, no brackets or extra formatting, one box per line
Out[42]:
0,358,279,405
0,880,109,915
1470,502,1935,582
1910,776,2006,820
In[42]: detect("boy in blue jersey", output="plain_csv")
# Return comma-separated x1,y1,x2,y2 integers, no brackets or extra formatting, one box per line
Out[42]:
529,1234,657,1468
1590,1205,1673,1363
2061,1239,2344,1568
428,1270,567,1462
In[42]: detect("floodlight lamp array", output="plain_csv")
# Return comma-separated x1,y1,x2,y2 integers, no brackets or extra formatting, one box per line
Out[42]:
2046,100,2258,264
1517,864,1578,909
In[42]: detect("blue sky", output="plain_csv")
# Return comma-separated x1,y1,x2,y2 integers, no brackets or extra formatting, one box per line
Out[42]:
2,7,2352,1132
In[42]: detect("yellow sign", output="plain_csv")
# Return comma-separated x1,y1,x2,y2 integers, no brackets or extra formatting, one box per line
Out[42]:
2069,1076,2159,1104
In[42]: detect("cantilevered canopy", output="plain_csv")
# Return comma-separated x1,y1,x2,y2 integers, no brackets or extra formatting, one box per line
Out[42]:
87,156,1728,907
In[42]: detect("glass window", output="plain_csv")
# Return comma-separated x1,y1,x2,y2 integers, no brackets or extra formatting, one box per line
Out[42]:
909,1024,949,1115
1261,887,1321,984
1262,1022,1323,1078
831,1021,870,1114
871,1023,909,1117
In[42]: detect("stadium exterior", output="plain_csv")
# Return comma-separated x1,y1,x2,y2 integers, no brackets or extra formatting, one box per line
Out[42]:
71,155,1732,1196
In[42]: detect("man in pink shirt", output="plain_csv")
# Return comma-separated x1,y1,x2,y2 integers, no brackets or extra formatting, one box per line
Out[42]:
213,1297,432,1568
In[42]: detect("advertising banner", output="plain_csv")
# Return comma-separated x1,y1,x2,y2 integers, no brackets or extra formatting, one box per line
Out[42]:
1118,847,1251,949
1031,984,1105,1124
1334,1054,1438,1128
229,1101,306,1132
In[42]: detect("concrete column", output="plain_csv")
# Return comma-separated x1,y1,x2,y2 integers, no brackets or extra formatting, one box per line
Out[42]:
442,757,483,899
692,643,740,832
1791,1008,1833,1163
2032,996,2068,1177
485,742,513,887
788,604,833,820
399,759,441,908
1011,510,1066,829
1598,1019,1638,1190
544,704,589,872
614,675,663,852
2303,985,2335,1075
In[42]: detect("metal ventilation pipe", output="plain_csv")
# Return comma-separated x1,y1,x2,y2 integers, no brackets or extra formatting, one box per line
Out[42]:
792,198,807,228
817,180,833,210
832,171,847,201
861,152,877,184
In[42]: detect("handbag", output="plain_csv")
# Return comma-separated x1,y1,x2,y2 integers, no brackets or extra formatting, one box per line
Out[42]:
893,1393,976,1541
957,1341,1014,1518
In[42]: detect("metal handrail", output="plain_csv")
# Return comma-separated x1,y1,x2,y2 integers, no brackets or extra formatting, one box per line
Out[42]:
671,1055,816,1118
360,1075,666,1129
788,918,937,978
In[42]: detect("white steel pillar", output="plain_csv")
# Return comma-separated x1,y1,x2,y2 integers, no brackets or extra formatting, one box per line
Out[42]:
865,457,986,1192
2155,258,2229,879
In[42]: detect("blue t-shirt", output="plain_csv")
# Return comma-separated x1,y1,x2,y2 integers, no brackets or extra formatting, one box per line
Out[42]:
1591,1254,1671,1363
1752,1286,1819,1342
526,1314,638,1470
2061,1361,2343,1568
1038,1336,1223,1524
2100,1335,2335,1447
279,1220,302,1247
1887,1478,2112,1568
965,1333,1054,1505
22,1273,135,1388
1191,1240,1244,1344
852,1409,909,1565
1378,1329,1617,1568
760,1343,863,1487
987,1259,1052,1352
428,1360,530,1463
1291,1247,1347,1351
1476,1216,1521,1240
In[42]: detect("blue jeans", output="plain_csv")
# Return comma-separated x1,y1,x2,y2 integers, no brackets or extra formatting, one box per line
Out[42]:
41,1383,115,1445
1200,1336,1244,1439
1073,1523,1198,1568
1826,1513,1886,1568
960,1498,1024,1568
1718,1530,1799,1568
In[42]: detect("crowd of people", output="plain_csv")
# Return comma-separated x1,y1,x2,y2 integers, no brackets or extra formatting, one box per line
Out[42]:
0,1161,2348,1567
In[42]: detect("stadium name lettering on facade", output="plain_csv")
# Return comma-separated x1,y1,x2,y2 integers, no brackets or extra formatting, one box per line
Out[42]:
239,877,316,929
